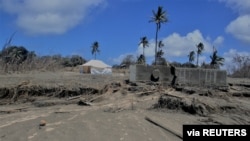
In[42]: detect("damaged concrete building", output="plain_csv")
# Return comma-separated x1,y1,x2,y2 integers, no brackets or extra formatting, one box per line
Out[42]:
129,65,227,88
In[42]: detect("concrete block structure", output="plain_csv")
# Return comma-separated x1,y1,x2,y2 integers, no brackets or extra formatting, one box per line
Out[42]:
129,65,227,87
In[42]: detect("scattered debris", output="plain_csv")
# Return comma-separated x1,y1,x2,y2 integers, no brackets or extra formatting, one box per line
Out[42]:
78,100,92,106
153,94,211,116
67,95,82,101
103,107,124,113
54,111,70,114
145,116,183,139
0,107,28,114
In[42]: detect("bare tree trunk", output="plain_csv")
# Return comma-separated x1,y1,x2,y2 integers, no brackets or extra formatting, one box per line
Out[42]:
196,53,199,67
155,24,159,65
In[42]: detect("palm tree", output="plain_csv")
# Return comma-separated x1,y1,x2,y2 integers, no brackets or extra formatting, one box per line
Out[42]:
2,46,28,64
137,54,145,64
210,48,224,69
188,51,195,64
156,50,164,58
196,42,204,66
91,41,100,60
150,6,168,65
10,47,22,64
139,36,149,58
158,40,164,49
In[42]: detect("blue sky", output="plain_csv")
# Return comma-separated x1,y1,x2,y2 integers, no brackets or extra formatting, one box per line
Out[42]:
0,0,250,70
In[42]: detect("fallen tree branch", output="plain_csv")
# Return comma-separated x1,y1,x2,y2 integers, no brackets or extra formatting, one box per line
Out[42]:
67,95,82,101
135,91,155,97
88,95,104,102
0,107,29,114
54,111,71,114
145,116,183,139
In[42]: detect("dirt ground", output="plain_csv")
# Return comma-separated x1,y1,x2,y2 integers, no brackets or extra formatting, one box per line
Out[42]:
0,71,249,141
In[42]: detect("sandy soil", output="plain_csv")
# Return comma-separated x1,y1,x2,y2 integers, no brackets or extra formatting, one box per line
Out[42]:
0,71,249,141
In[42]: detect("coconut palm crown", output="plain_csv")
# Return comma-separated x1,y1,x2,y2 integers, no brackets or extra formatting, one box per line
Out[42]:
196,42,204,66
210,48,225,69
91,41,100,60
188,51,195,64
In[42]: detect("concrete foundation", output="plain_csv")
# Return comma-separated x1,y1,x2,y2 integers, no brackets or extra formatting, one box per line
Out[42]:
129,65,227,87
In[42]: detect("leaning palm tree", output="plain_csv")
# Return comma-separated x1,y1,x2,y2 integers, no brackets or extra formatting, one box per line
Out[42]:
91,41,100,60
188,51,195,64
210,48,224,69
139,36,149,59
196,42,204,66
150,6,168,65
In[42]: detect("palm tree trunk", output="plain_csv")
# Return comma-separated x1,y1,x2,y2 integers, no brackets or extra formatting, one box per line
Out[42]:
155,24,159,65
143,48,145,57
197,53,199,66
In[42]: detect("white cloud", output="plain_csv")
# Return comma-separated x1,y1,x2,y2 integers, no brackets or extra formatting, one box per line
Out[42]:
226,15,250,43
0,0,106,35
213,36,224,46
109,53,136,65
219,0,250,44
219,0,250,14
137,30,223,64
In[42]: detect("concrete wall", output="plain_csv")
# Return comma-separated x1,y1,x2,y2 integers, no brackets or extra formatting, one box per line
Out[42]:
129,65,227,87
129,65,172,82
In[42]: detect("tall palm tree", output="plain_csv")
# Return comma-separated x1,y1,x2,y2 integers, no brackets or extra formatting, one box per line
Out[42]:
150,6,168,65
196,42,204,66
188,51,195,64
210,48,224,69
139,36,149,58
91,41,100,60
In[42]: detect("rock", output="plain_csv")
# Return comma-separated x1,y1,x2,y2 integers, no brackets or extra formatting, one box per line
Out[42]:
39,120,46,126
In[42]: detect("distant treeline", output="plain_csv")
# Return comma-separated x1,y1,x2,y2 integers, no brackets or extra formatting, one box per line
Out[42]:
0,46,249,78
0,45,86,73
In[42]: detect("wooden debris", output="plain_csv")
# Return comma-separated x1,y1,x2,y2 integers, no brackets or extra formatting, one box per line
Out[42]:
88,95,104,102
54,111,70,114
135,91,154,97
0,107,29,114
67,95,82,101
78,100,92,106
145,116,183,139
